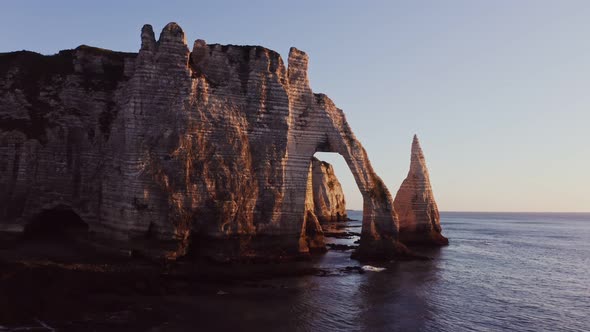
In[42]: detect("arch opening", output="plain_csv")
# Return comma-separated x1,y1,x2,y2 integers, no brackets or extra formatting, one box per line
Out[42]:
312,152,362,219
308,152,363,252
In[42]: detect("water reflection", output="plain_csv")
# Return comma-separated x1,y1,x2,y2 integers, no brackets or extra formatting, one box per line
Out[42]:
19,212,590,331
358,248,442,331
288,251,365,331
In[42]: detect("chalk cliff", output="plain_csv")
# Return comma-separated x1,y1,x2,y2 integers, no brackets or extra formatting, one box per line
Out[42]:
0,22,409,261
394,135,448,246
301,162,327,252
309,157,347,223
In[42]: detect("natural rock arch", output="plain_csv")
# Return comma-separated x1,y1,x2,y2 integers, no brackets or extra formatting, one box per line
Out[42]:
281,48,408,259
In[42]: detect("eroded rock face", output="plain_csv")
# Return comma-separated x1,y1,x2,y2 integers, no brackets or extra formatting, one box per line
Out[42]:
309,157,347,223
0,44,137,237
393,135,448,246
0,22,409,261
301,162,327,252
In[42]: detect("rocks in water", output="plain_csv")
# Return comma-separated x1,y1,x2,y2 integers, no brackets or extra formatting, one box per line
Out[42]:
361,265,386,272
326,243,358,251
393,135,448,246
309,157,347,223
0,22,410,261
322,231,360,239
342,266,365,274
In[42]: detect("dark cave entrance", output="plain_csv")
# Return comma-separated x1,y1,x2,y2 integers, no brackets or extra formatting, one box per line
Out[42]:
24,206,89,241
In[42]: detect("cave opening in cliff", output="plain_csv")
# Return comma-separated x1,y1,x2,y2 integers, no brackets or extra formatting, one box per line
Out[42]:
24,206,89,241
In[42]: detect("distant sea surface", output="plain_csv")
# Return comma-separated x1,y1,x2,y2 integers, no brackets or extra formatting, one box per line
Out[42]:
191,211,590,331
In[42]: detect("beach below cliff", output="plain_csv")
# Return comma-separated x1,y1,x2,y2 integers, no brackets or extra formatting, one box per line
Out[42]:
1,211,589,331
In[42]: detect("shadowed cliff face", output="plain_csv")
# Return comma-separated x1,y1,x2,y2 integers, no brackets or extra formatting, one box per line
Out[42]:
0,44,136,238
394,135,448,246
0,22,419,261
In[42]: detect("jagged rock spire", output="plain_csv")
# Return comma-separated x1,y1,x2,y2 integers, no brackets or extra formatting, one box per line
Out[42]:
394,135,448,246
287,47,309,86
410,134,427,175
140,24,156,51
138,23,189,68
159,22,186,43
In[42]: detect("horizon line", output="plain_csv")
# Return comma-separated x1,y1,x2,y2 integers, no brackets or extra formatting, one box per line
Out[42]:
345,209,590,214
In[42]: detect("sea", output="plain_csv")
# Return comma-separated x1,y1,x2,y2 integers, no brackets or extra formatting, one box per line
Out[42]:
190,211,590,332
7,211,589,331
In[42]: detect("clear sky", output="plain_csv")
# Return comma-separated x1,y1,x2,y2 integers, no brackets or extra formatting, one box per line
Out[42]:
2,1,589,212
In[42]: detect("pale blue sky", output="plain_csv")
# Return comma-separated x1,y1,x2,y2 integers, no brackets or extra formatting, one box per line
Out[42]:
2,1,589,212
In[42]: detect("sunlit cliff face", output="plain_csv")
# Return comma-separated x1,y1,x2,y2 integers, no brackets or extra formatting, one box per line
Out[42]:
0,22,445,261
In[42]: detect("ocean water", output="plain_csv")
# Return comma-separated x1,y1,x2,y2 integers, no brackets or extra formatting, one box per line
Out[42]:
16,211,588,331
188,211,590,332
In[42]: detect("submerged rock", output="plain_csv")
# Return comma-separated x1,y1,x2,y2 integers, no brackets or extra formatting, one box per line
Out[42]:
0,22,409,261
394,135,448,246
